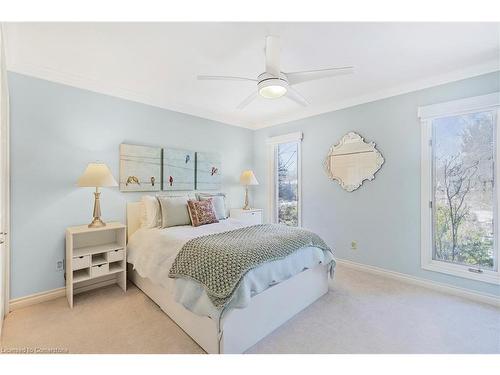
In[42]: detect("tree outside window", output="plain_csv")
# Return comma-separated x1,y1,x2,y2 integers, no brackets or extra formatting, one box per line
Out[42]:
432,111,495,269
277,142,299,226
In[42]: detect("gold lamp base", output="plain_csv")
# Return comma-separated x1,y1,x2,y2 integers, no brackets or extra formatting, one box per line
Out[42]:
88,188,106,228
242,185,250,210
88,217,106,228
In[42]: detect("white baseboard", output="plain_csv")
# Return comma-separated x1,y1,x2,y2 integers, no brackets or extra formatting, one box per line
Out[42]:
336,259,500,307
9,287,66,311
9,259,499,312
8,275,121,311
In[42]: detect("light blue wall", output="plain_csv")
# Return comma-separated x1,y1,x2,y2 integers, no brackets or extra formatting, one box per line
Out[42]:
9,71,500,300
253,71,500,297
9,72,253,299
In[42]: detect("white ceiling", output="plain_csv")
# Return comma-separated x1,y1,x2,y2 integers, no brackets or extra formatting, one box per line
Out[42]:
4,22,500,129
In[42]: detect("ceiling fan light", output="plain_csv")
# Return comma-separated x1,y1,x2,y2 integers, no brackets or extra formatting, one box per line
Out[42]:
259,85,287,99
258,77,288,99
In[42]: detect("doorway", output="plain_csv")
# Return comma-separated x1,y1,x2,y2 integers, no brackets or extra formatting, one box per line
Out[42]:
0,24,10,334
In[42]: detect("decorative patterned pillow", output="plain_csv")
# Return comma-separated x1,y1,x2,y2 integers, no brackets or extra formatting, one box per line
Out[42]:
187,199,219,227
196,192,227,220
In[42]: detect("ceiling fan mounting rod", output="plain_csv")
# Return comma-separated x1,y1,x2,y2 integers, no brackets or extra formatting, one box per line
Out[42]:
257,76,288,84
257,72,287,82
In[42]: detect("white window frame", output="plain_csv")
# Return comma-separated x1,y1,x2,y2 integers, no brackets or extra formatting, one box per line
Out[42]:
419,92,500,285
266,132,303,226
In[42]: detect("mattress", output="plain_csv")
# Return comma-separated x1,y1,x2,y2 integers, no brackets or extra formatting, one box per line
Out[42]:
127,218,335,319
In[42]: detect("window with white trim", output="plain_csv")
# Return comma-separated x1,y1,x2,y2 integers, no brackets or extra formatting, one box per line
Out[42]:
419,93,500,284
267,132,302,226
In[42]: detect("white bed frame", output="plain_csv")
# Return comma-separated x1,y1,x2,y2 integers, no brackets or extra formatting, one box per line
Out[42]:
126,202,330,354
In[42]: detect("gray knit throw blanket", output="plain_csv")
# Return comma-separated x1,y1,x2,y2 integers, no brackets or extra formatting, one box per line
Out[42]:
168,224,332,309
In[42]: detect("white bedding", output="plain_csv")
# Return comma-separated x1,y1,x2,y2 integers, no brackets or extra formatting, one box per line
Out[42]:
127,218,335,319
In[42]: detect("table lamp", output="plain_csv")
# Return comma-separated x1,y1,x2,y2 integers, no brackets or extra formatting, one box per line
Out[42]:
77,163,118,228
239,170,259,210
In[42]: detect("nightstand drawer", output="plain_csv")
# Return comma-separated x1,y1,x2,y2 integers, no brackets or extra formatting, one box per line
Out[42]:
107,249,125,262
91,263,109,278
241,211,262,221
230,209,263,225
72,255,90,271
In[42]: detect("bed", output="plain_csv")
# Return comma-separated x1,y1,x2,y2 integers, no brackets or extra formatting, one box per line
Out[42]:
126,201,334,353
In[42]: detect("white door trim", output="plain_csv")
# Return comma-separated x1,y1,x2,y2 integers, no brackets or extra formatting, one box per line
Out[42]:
0,23,10,324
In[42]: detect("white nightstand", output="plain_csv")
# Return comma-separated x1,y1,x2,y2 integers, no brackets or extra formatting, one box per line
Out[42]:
230,208,263,225
65,222,127,308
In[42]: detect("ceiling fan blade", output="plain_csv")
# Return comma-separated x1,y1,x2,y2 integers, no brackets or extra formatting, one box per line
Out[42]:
265,36,281,77
286,87,309,107
237,91,258,110
198,75,258,82
286,66,354,85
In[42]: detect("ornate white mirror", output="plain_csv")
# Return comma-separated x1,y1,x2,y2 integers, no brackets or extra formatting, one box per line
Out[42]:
324,132,384,192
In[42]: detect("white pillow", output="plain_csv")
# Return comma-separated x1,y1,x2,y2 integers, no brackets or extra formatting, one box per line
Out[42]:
157,195,191,228
140,195,161,228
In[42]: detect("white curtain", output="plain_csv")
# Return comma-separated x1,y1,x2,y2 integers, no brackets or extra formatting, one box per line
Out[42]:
0,23,10,328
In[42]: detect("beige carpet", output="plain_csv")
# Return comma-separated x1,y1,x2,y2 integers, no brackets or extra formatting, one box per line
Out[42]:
1,264,499,354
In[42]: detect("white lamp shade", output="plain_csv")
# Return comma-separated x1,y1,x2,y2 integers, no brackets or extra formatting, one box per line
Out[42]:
77,163,118,187
240,170,259,186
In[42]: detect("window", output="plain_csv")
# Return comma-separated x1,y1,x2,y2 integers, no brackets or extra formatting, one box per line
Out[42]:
420,93,500,284
267,132,302,226
278,142,299,226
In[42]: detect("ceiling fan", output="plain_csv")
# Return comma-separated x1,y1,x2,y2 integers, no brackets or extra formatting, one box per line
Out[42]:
198,36,354,110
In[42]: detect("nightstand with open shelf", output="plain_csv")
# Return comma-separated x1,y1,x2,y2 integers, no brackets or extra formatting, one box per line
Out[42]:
65,222,126,308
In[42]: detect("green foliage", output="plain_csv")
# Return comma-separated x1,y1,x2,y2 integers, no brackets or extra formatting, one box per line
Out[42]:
434,205,451,259
279,203,298,227
459,233,494,268
434,203,493,269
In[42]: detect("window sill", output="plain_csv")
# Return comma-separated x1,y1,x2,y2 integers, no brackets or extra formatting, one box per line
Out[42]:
422,260,500,285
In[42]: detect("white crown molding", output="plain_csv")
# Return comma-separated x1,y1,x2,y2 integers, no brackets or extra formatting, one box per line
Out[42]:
7,61,254,130
252,60,500,129
336,258,500,307
7,59,499,131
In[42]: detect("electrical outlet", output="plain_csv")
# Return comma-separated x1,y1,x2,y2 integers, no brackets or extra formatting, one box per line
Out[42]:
351,241,358,250
56,260,64,272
